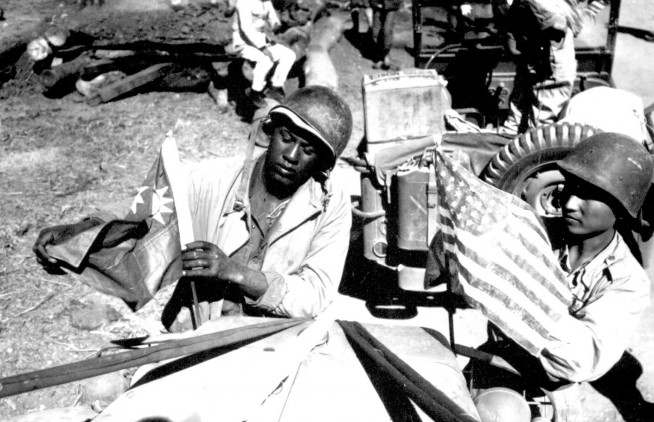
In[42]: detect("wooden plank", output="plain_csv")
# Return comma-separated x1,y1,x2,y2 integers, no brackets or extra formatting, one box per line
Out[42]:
56,40,236,60
86,62,173,106
39,55,93,90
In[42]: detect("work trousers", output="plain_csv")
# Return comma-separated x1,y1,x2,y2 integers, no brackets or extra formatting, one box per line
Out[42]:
236,43,296,92
504,28,576,134
504,75,574,134
371,8,397,62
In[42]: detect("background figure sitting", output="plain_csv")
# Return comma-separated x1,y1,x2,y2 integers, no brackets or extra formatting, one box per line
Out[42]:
231,0,296,107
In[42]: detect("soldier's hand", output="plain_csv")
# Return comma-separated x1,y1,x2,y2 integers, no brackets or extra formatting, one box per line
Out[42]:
33,219,101,274
182,241,239,283
33,224,76,274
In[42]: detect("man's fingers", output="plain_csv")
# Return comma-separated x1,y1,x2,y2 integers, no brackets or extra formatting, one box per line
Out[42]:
181,249,216,262
33,242,48,260
182,268,213,278
36,256,66,275
182,248,223,262
182,259,213,270
33,232,59,264
35,249,59,267
182,241,227,260
183,241,215,252
44,255,58,264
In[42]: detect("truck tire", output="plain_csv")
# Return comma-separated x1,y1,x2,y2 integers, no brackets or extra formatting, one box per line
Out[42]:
480,123,599,217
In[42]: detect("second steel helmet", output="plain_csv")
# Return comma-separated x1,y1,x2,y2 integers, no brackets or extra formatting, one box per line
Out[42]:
558,132,654,218
473,387,532,422
266,85,353,167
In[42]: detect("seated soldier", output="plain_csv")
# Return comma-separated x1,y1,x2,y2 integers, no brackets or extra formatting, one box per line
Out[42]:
469,132,653,421
33,86,353,332
231,0,296,106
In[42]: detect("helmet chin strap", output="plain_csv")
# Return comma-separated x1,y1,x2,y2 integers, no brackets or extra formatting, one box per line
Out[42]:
311,165,333,211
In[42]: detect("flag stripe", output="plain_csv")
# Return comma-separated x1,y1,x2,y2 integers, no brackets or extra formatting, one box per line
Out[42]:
587,1,605,16
439,208,569,308
505,199,551,244
455,247,565,338
503,223,572,301
454,218,572,306
456,233,569,325
446,229,555,342
457,274,543,354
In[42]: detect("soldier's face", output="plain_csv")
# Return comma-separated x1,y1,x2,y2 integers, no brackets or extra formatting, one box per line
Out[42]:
263,125,323,197
560,176,617,238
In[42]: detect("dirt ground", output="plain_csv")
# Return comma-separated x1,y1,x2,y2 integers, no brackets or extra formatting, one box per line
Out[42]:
0,0,397,418
0,0,653,420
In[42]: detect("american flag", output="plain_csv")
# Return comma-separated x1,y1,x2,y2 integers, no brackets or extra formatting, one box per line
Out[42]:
585,0,607,18
425,148,575,356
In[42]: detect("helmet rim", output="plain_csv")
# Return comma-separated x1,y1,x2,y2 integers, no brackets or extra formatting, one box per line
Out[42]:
557,132,653,218
266,86,352,168
267,105,335,160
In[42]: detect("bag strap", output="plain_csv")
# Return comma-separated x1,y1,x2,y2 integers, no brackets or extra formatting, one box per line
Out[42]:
427,160,439,245
233,120,262,212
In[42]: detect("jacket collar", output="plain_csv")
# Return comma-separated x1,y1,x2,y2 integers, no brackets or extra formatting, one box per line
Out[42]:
558,232,623,290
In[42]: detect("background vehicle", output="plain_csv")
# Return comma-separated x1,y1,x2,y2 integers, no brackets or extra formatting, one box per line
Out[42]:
349,0,654,301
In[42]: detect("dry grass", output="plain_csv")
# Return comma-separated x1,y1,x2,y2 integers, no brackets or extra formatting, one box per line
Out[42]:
0,89,253,418
0,6,391,413
0,0,649,419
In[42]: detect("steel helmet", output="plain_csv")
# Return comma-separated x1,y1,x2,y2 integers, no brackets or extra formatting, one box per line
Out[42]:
473,387,532,422
266,85,353,167
558,132,654,218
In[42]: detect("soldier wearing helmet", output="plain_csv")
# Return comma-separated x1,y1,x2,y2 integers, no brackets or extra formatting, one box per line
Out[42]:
536,132,653,382
34,86,354,332
469,132,653,422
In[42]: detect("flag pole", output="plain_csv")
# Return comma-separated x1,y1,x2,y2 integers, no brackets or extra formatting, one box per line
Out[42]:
190,279,201,330
447,277,456,355
161,132,202,329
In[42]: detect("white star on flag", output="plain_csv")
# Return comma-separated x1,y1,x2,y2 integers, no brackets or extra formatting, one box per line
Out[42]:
130,186,148,214
150,186,174,225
